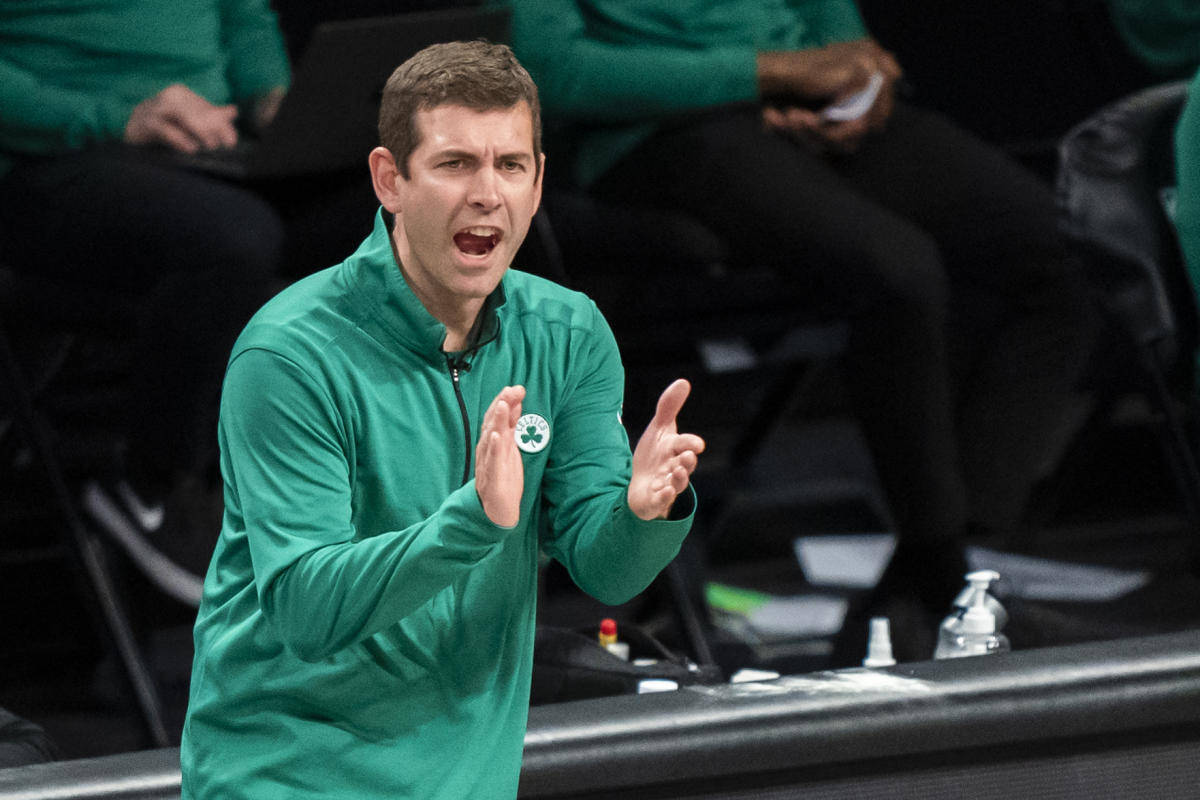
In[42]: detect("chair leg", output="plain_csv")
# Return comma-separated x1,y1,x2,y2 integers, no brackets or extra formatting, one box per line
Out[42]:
0,322,170,747
663,558,717,669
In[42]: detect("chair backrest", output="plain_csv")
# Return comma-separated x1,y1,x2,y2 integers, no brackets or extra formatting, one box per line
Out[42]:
1056,80,1195,363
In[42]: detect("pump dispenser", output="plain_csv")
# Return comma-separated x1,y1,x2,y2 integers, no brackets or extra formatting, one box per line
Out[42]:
862,617,896,668
952,575,1009,631
934,570,1011,659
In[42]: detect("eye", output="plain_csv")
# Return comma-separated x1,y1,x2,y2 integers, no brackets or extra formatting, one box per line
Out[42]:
439,159,464,170
500,159,526,173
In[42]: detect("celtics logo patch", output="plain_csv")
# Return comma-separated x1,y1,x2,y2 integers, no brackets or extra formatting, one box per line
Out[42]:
515,413,550,454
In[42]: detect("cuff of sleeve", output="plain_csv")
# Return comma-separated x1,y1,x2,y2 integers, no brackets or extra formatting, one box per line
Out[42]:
95,98,137,143
444,480,518,547
621,484,697,531
713,46,762,103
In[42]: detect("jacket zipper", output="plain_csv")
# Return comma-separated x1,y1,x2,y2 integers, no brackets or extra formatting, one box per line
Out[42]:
448,362,472,485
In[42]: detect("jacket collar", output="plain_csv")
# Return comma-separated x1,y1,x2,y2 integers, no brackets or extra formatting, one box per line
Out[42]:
348,209,505,362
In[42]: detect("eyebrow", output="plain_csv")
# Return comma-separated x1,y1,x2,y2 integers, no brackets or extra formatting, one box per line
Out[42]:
432,148,534,164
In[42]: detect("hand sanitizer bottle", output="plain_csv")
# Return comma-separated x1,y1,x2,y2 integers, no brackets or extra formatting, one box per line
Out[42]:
934,570,1011,659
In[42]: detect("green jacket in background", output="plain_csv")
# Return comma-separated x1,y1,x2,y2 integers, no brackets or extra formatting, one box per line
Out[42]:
500,0,867,187
1176,70,1200,370
0,0,290,175
180,210,694,799
1106,0,1200,78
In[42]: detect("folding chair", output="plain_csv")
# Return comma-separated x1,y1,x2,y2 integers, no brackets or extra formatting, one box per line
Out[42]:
1056,80,1200,546
0,265,169,747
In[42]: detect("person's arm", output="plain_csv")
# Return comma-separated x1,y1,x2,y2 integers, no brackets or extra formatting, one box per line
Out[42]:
507,0,759,123
0,66,238,157
791,0,869,45
217,0,291,130
538,303,700,604
221,349,511,663
0,59,135,156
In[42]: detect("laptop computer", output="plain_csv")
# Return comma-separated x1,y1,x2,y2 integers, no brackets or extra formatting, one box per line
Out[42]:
171,5,511,181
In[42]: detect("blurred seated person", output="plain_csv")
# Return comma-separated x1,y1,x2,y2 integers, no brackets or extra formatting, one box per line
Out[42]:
0,0,374,603
1113,1,1198,374
503,0,1100,661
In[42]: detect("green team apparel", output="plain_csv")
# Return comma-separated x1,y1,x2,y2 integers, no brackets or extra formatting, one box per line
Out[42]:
501,0,868,187
180,210,694,799
0,0,290,176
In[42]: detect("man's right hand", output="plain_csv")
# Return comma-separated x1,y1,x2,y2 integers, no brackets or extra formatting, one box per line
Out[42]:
475,385,526,528
124,83,239,153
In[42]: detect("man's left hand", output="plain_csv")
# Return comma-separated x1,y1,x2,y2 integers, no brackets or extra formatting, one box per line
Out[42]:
628,379,706,520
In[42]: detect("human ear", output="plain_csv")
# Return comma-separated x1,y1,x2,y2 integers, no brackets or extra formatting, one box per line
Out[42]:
368,147,403,213
531,152,546,214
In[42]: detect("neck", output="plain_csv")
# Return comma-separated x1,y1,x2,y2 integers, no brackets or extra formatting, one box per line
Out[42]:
442,312,481,353
386,228,484,353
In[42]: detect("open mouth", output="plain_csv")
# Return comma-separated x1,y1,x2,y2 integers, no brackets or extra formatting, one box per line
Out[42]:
453,227,501,257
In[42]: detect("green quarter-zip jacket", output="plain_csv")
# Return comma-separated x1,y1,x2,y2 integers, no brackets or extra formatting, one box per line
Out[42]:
181,209,695,798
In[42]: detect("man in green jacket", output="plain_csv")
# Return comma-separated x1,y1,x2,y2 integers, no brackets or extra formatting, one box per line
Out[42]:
180,41,705,799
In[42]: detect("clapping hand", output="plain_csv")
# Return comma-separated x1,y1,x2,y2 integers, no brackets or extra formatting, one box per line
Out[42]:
476,385,526,528
628,379,706,520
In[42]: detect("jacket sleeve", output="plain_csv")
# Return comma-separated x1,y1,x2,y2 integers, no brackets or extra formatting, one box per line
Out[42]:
217,0,291,102
506,0,759,123
221,348,509,662
0,59,134,156
788,0,868,44
537,302,694,605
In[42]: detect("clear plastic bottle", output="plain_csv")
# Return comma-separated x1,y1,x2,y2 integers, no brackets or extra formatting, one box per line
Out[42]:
862,616,896,668
933,570,1011,659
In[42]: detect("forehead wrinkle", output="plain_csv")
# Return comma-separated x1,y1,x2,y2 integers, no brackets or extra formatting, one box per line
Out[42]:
415,104,536,159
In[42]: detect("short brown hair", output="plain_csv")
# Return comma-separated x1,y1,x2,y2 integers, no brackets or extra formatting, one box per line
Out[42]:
378,40,542,178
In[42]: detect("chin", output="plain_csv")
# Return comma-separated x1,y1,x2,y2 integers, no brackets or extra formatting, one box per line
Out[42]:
455,270,506,298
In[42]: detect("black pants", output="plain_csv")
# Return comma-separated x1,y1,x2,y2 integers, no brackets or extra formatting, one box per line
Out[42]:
594,102,1098,602
0,146,375,486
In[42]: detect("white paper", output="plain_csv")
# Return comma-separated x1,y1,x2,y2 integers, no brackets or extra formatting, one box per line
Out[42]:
794,533,896,589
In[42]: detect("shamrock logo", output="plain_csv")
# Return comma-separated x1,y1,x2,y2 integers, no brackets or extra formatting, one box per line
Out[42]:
514,413,550,453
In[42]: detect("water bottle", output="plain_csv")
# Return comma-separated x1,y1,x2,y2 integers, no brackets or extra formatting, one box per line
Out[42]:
934,570,1011,659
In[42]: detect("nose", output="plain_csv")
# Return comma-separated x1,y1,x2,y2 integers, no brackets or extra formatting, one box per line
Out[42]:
467,165,501,211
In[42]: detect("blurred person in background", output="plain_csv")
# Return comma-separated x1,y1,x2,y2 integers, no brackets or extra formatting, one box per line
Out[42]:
503,0,1101,662
0,0,375,603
